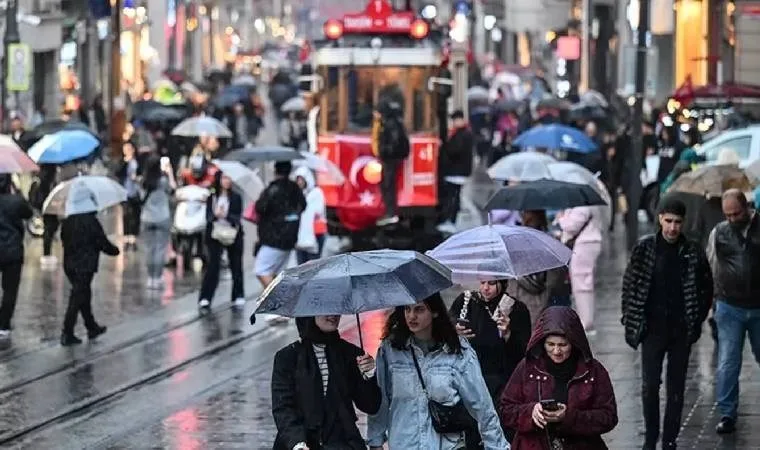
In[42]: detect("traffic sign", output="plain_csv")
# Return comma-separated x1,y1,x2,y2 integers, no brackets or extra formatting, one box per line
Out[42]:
7,43,30,92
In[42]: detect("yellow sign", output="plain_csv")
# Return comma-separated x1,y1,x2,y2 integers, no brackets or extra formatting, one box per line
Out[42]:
7,43,31,92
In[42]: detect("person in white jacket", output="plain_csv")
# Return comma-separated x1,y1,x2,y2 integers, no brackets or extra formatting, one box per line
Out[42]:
292,166,327,264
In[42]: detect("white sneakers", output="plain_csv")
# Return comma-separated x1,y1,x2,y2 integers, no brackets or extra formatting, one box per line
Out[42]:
233,298,246,307
436,221,458,234
199,299,211,308
0,330,10,339
146,278,165,290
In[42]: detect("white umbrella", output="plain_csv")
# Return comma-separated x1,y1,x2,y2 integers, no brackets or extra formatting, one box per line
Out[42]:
212,159,266,200
467,86,489,102
487,152,556,181
232,74,257,86
42,175,127,217
281,96,306,113
294,151,346,185
172,116,233,138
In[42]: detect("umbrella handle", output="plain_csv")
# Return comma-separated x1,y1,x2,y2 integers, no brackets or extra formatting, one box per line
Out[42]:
355,313,364,350
487,211,492,226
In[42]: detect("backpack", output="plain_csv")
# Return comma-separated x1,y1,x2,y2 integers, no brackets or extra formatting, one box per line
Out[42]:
379,116,410,160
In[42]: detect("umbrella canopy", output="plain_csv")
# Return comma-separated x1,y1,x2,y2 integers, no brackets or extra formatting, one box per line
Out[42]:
485,179,607,211
29,120,93,139
130,100,163,119
232,74,257,86
140,106,188,123
427,225,571,284
568,103,608,122
43,175,127,217
579,90,609,108
536,97,570,110
225,146,304,164
171,116,232,138
212,159,265,200
467,86,490,102
213,85,252,108
488,152,555,181
493,99,523,113
281,96,306,113
293,151,346,185
513,124,598,154
27,130,100,164
0,136,38,173
668,164,753,197
254,250,452,317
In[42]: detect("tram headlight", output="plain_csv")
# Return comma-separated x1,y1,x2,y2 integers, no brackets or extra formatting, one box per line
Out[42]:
362,161,383,185
324,19,343,40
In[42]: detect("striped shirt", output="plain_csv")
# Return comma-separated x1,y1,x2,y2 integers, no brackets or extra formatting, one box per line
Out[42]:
313,344,329,395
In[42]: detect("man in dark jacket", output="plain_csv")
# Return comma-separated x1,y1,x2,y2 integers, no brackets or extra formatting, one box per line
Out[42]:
254,161,306,289
621,197,713,449
60,209,120,345
375,91,410,227
0,175,33,338
707,189,760,434
438,110,474,233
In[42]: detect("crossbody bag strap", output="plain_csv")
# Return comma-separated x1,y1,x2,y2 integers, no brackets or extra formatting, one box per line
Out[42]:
410,348,429,395
566,214,593,244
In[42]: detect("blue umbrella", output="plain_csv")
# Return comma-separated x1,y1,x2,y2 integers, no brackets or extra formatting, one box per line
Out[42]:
513,124,598,154
27,130,99,164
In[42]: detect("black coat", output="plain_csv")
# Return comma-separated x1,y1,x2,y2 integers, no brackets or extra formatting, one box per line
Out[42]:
712,216,760,307
0,193,33,264
621,233,713,349
271,339,381,450
205,191,243,239
449,292,531,400
441,126,474,177
61,213,120,274
255,178,306,250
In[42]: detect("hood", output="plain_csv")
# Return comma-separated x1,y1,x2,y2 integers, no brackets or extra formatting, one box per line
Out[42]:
526,306,592,362
292,166,315,193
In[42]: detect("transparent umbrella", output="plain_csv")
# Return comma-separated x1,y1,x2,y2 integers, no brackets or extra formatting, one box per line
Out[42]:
427,224,571,284
42,175,127,217
212,159,266,200
172,116,233,138
488,152,555,181
293,151,346,185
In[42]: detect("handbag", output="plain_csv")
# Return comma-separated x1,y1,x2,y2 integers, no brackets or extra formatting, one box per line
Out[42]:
211,221,238,246
242,202,258,223
410,348,477,434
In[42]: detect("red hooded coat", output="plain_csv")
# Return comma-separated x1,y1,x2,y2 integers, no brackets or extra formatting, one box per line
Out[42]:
500,306,618,450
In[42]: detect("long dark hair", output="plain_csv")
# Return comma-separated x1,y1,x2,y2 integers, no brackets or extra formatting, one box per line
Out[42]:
141,154,162,194
383,292,462,353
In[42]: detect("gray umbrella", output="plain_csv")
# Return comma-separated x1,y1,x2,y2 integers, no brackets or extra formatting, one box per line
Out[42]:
253,250,452,346
224,145,304,164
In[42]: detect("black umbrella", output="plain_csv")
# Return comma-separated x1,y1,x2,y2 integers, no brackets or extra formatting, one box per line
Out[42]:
568,103,608,122
485,179,607,211
225,146,304,164
131,100,162,119
253,250,453,348
31,120,93,137
494,99,523,113
140,106,188,123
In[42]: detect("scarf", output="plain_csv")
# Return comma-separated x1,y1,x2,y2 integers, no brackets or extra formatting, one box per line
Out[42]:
544,353,578,404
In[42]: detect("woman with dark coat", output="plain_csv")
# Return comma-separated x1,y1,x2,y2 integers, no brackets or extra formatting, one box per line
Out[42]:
450,279,532,446
500,306,618,449
271,316,380,450
60,206,120,345
198,171,244,311
0,175,33,337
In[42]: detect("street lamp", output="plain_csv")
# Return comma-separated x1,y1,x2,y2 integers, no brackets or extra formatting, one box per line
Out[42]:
1,0,20,130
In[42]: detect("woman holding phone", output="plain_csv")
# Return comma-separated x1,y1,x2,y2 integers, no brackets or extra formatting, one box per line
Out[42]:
499,306,618,449
450,279,532,447
140,154,176,289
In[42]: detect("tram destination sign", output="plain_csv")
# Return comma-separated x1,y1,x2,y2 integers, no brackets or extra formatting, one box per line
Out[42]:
342,0,417,34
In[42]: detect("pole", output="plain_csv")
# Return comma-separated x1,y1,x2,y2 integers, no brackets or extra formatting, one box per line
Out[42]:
625,0,649,250
109,0,125,159
2,0,20,131
580,0,592,92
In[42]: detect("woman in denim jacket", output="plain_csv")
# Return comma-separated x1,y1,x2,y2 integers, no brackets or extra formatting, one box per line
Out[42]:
368,293,508,450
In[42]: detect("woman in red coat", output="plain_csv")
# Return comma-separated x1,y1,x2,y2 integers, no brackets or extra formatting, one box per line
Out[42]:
500,306,618,449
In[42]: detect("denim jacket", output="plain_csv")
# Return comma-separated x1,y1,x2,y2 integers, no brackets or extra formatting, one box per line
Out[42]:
367,337,509,449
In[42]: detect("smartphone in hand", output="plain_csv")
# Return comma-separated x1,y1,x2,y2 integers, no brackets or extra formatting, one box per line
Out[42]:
540,399,559,412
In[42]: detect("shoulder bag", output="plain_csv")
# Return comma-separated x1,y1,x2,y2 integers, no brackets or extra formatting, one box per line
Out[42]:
211,221,238,246
410,348,477,434
564,215,593,250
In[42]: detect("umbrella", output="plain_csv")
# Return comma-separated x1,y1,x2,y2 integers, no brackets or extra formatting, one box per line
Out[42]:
467,86,489,102
213,85,252,109
579,90,609,108
513,124,598,154
0,136,38,173
27,130,100,164
293,151,346,185
29,120,93,138
427,225,571,284
488,152,555,181
485,179,607,211
493,99,523,113
225,146,305,164
568,103,608,121
668,165,753,197
211,159,266,200
536,97,570,110
171,116,233,138
42,175,127,217
232,74,257,86
140,106,188,123
281,96,306,113
746,159,760,184
254,250,453,347
546,162,612,228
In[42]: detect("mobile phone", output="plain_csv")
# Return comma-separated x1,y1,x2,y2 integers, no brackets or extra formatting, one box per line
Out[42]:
540,399,559,411
456,318,470,327
160,156,170,170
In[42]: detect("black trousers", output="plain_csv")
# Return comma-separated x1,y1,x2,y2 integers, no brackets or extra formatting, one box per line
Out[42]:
199,235,244,303
0,261,23,330
380,159,402,217
43,214,59,256
122,196,142,236
641,329,691,447
63,270,98,334
440,182,462,223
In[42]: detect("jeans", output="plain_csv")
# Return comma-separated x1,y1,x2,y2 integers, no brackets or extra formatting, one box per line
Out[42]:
63,270,98,334
199,235,244,303
641,329,691,446
295,234,326,265
42,214,59,256
0,261,22,330
715,300,760,420
380,159,402,217
143,224,170,278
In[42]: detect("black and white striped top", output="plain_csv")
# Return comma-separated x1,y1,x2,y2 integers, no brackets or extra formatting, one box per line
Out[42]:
313,344,329,395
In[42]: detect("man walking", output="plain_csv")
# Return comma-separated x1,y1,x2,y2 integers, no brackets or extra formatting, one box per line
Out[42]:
707,189,760,434
621,198,713,449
